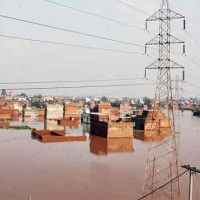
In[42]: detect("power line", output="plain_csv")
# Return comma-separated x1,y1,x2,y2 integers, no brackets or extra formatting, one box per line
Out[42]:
114,0,150,16
0,77,144,85
44,0,144,31
0,14,145,48
182,165,200,173
169,50,200,70
0,34,143,55
185,74,199,83
138,170,188,200
162,12,200,53
114,0,200,50
194,175,200,199
182,90,200,97
185,55,200,69
184,30,200,48
169,20,200,51
181,165,200,199
1,82,155,91
184,81,200,90
195,174,200,182
115,0,187,37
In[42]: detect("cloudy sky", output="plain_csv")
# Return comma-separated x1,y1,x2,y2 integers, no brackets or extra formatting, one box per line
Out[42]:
0,0,199,97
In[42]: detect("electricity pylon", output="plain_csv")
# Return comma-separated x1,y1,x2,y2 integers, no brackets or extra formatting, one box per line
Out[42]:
142,0,185,199
174,76,180,103
173,75,184,134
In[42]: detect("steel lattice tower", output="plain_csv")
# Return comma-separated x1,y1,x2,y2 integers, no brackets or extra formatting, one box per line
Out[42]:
173,75,183,134
174,75,183,103
142,0,185,199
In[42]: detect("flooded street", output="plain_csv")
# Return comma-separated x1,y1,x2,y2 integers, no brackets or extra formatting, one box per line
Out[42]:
0,111,199,200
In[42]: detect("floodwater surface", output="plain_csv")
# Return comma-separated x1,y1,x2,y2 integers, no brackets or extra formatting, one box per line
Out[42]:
0,111,199,200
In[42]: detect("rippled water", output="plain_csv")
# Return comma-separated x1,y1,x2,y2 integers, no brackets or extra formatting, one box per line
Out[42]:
0,111,199,200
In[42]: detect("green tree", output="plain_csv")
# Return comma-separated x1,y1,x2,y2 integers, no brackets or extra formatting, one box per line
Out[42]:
101,96,109,102
20,93,28,98
143,97,152,106
31,101,42,108
111,100,121,108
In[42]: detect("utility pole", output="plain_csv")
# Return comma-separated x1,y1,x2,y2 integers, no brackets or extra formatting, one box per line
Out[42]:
142,0,186,199
181,165,200,200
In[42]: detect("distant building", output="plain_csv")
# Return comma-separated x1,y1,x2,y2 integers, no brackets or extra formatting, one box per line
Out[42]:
90,135,134,155
90,103,134,138
1,89,7,96
63,102,83,120
45,104,63,120
82,106,90,124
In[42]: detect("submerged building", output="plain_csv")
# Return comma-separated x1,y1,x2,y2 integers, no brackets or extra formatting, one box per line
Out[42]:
90,103,134,138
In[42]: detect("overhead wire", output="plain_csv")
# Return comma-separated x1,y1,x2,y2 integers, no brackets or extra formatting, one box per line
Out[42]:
0,34,143,55
185,55,200,69
113,0,200,52
182,89,200,98
138,170,188,200
114,0,185,32
0,14,146,48
161,21,200,51
0,2,198,100
113,0,200,97
195,174,200,182
44,0,144,31
114,0,200,54
0,77,145,85
184,74,199,83
184,81,200,90
114,0,150,16
194,175,200,199
1,82,156,91
185,31,200,46
182,89,200,97
169,48,200,70
169,50,200,75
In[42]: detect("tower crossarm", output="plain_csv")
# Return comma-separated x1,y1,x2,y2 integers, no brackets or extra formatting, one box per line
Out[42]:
146,10,160,22
170,35,185,44
146,34,184,46
145,59,160,70
170,60,184,69
145,59,184,70
146,9,185,22
170,10,185,20
145,59,185,80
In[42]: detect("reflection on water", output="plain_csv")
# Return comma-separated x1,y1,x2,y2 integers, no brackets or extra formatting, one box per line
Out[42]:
0,111,199,199
90,135,134,156
32,129,87,143
38,116,44,122
44,119,85,135
134,129,171,142
10,117,44,129
44,119,64,131
83,123,90,134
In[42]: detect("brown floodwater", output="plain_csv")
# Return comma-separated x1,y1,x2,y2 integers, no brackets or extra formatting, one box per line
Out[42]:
0,111,199,200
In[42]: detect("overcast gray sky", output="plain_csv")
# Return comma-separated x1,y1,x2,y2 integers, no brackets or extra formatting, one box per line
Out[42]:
0,0,199,97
